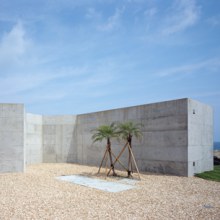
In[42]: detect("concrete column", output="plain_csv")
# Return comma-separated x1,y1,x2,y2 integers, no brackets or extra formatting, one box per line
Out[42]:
0,104,25,172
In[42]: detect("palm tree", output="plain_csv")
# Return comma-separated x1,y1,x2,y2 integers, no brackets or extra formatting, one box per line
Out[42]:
118,121,143,177
91,123,119,176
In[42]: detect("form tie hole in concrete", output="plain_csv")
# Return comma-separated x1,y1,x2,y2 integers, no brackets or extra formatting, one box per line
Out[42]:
193,109,196,114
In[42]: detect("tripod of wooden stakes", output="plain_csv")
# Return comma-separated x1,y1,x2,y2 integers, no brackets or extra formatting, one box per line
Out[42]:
97,141,141,180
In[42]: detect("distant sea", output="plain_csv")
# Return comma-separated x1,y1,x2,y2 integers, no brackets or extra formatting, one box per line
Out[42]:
214,142,220,150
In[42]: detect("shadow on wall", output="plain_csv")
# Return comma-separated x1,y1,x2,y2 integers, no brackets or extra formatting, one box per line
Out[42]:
67,119,78,163
42,115,78,163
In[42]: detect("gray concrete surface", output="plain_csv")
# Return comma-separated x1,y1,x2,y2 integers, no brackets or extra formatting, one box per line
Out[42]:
0,104,25,172
77,99,189,176
25,113,43,165
187,99,214,176
0,98,214,176
42,115,77,163
56,175,136,192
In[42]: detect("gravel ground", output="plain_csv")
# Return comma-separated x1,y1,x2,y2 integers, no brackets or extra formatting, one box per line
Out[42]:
0,163,220,220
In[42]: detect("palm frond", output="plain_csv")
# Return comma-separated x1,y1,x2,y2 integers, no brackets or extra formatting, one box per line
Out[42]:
91,122,119,143
118,121,143,140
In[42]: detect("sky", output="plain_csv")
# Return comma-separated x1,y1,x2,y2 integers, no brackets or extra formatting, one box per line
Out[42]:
0,0,219,141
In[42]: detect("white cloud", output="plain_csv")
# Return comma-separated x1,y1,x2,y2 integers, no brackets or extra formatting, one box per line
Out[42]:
98,7,124,31
0,73,58,96
207,15,220,27
86,8,102,20
192,91,220,98
156,57,220,77
0,19,123,105
0,53,121,104
0,22,30,64
144,7,157,17
162,0,200,35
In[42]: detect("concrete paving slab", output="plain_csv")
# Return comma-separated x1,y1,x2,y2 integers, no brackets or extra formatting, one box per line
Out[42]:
118,178,139,185
56,175,136,193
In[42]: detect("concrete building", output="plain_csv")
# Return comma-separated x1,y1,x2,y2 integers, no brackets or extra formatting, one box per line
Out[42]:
0,98,214,176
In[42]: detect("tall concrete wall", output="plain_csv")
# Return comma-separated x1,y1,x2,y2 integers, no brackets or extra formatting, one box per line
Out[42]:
42,115,77,163
77,99,189,176
188,99,214,176
135,99,188,176
25,113,43,165
0,104,25,172
29,98,214,176
0,99,214,176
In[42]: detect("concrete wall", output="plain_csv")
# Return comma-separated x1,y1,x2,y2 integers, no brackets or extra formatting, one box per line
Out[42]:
135,99,188,176
25,113,43,165
77,99,189,176
0,98,214,176
28,98,214,176
42,115,77,163
0,104,25,172
188,99,214,176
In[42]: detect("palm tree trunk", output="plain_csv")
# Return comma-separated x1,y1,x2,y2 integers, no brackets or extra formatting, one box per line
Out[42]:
127,135,132,177
107,138,116,176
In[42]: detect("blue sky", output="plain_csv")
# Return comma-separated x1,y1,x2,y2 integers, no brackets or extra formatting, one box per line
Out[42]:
0,0,220,141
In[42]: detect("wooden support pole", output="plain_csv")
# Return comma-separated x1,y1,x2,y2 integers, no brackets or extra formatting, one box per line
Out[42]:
105,152,109,177
107,142,128,176
112,142,128,166
127,143,141,180
128,146,132,176
108,147,116,176
97,147,108,174
111,151,128,172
